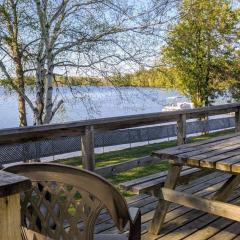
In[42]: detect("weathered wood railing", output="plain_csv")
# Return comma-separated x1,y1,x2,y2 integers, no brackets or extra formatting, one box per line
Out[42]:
0,103,240,171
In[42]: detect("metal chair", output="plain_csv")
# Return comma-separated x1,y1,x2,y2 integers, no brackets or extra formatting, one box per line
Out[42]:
4,163,141,240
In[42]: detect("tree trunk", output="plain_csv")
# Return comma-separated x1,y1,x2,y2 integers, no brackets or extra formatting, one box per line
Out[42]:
15,56,27,127
43,52,54,124
35,56,45,125
18,94,27,127
5,0,28,127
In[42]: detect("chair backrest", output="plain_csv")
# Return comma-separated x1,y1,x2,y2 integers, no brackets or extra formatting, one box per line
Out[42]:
4,163,130,240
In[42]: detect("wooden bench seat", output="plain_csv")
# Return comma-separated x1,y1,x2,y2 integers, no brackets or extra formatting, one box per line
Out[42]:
120,166,212,196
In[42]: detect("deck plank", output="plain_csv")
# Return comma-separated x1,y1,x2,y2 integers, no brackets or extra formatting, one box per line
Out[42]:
96,172,240,240
96,172,227,232
208,222,240,240
182,218,234,240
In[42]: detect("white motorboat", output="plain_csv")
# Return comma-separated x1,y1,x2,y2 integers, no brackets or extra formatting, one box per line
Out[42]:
162,97,193,112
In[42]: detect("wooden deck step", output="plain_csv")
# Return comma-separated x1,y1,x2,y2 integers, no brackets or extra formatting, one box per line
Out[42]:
96,172,240,240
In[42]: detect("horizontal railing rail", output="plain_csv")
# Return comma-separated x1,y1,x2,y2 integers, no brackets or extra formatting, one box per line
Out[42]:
1,103,240,170
0,116,235,169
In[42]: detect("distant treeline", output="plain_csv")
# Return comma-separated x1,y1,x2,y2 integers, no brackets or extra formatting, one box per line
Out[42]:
0,75,104,87
109,67,177,88
0,67,177,89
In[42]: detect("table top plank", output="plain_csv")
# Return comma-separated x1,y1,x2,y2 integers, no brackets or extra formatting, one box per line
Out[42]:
197,150,240,169
0,171,31,197
183,147,240,168
231,162,240,173
192,145,240,166
152,133,240,173
199,148,240,168
176,137,240,159
216,155,240,172
162,132,240,155
153,145,240,167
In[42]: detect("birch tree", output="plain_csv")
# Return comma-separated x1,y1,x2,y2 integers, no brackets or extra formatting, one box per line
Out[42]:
0,0,31,126
0,0,180,126
29,0,180,125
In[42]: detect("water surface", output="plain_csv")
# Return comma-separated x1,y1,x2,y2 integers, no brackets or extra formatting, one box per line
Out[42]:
0,86,187,128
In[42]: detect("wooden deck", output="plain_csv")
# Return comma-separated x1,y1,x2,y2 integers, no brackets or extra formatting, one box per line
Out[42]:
96,171,240,239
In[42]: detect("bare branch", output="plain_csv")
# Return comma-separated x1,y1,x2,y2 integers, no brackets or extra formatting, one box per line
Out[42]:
0,59,36,113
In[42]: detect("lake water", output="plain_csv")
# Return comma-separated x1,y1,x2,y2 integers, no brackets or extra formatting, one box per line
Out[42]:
0,86,188,129
0,86,231,129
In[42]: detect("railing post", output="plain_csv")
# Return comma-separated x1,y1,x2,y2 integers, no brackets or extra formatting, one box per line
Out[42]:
0,171,31,240
203,114,209,135
177,114,187,145
235,108,240,132
22,143,28,162
81,125,95,171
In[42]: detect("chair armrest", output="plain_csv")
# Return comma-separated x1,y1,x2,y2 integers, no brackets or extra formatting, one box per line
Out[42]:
128,207,141,240
129,207,140,224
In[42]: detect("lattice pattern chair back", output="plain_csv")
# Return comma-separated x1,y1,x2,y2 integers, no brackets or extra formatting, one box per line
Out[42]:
4,163,141,240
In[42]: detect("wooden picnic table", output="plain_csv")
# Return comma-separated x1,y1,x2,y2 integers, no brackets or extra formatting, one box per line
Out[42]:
149,132,240,236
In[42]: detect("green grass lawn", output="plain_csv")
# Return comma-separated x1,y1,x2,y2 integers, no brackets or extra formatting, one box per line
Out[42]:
55,129,234,197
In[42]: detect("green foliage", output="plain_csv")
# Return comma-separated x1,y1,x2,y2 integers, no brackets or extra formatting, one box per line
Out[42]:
161,0,239,107
0,76,35,86
108,67,179,88
0,75,103,87
56,75,104,86
0,69,179,88
227,49,240,101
